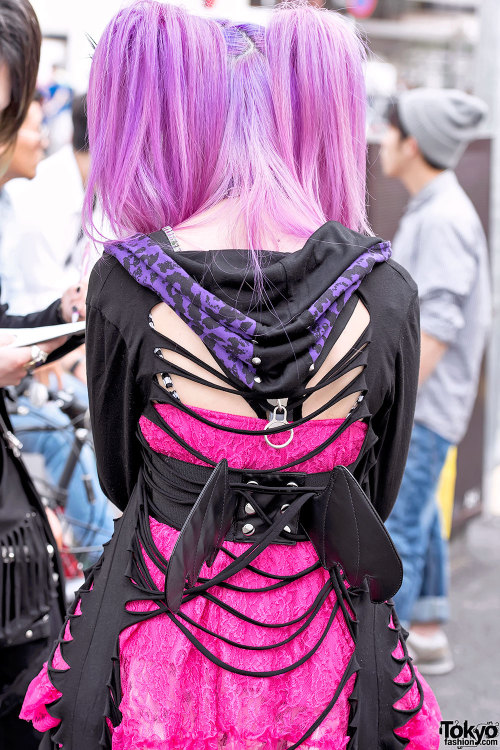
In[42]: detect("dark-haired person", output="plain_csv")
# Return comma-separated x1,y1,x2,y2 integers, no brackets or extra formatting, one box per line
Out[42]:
380,89,491,675
0,98,114,567
0,97,47,185
0,90,114,560
2,94,93,313
0,0,40,155
0,1,86,745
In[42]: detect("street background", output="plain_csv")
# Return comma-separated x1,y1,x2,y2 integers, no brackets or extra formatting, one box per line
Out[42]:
432,515,500,745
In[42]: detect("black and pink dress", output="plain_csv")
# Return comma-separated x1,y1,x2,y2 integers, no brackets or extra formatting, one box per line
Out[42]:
22,221,441,749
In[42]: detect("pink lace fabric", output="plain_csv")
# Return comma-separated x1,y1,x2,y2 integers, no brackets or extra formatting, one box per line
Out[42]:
139,404,370,472
20,600,82,731
22,406,441,748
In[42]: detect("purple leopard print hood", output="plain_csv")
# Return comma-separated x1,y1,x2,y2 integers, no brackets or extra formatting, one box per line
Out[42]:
104,221,391,391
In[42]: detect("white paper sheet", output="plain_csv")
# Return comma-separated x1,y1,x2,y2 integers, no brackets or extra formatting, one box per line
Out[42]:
0,321,86,348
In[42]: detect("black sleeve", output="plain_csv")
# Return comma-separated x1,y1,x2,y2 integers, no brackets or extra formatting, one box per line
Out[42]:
367,291,420,522
0,298,62,329
0,299,85,361
85,304,145,511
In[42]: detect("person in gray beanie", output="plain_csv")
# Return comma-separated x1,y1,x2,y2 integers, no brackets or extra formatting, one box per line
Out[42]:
398,88,489,170
380,88,491,674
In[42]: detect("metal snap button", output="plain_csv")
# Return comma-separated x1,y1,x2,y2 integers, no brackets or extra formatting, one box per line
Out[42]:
286,481,298,487
46,544,54,555
280,504,290,513
244,503,255,515
309,363,315,372
283,525,291,533
252,357,262,365
25,629,33,639
242,523,255,536
246,480,258,485
254,376,262,384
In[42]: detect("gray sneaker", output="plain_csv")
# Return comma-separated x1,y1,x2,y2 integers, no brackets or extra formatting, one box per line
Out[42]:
406,628,455,676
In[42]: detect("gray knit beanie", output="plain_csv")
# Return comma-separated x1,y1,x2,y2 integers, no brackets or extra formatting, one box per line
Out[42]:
398,88,488,169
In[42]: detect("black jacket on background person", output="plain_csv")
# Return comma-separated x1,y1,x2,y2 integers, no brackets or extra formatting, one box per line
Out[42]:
0,295,83,749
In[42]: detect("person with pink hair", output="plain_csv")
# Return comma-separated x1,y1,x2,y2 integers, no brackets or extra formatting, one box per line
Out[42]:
22,2,441,747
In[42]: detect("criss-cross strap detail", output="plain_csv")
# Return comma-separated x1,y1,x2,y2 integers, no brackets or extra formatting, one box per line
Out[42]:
104,225,384,474
35,224,431,750
104,225,390,393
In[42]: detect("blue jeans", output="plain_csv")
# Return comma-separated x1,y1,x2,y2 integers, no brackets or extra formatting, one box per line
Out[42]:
385,422,452,628
11,398,114,562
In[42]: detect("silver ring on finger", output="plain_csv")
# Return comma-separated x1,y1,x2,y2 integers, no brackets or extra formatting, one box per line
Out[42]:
24,344,49,372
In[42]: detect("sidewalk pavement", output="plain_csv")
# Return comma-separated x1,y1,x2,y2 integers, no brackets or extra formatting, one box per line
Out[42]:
423,513,500,734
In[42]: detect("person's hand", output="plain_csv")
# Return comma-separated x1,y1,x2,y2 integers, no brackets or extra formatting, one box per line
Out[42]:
0,332,15,347
60,281,88,323
0,335,68,386
37,335,68,356
0,345,34,386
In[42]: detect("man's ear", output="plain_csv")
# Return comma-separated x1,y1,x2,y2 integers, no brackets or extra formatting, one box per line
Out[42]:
402,135,420,160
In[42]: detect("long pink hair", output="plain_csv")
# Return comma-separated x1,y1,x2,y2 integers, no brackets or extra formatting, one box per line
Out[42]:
84,1,369,267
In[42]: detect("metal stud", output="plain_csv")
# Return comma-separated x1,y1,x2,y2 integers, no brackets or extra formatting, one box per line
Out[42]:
8,551,15,560
154,347,165,359
287,481,298,487
252,356,261,366
46,544,54,555
309,363,315,372
25,629,33,639
246,480,258,486
242,523,255,536
280,504,290,513
283,525,291,533
244,503,255,515
254,376,262,384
